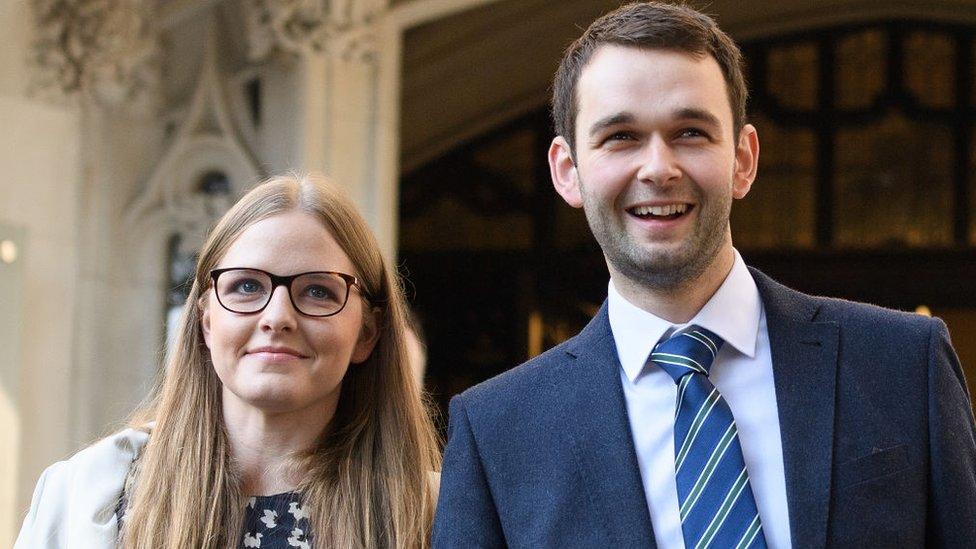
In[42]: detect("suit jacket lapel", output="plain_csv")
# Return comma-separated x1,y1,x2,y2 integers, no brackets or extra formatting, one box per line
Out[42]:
751,269,839,549
555,302,657,547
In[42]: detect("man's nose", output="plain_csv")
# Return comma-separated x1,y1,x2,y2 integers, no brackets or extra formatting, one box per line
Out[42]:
636,136,681,185
260,285,299,331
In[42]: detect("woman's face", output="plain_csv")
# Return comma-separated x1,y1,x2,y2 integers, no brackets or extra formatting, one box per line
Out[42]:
201,210,378,415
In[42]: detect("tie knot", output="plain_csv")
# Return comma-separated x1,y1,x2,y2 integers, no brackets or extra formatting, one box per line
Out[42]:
650,325,724,384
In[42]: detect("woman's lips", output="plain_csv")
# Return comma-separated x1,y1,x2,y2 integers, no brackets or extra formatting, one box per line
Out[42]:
247,346,308,360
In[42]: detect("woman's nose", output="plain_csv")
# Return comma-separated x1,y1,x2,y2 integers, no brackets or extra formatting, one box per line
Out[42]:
259,285,299,331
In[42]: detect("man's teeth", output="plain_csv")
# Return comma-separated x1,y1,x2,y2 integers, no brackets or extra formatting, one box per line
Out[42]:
631,204,689,216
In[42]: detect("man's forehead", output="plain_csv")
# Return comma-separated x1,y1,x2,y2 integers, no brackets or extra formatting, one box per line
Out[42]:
574,45,733,125
578,44,722,93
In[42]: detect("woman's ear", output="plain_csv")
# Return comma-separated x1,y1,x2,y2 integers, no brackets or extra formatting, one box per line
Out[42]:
351,307,382,364
199,294,212,350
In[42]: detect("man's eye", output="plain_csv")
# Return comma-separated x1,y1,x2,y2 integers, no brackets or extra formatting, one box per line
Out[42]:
600,132,636,147
678,128,708,139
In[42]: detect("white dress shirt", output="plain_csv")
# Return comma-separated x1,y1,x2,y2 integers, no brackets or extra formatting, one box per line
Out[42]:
608,250,792,549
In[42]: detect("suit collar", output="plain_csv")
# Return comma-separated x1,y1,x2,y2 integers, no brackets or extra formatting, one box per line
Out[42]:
608,251,762,383
564,271,839,549
560,303,657,546
751,268,839,549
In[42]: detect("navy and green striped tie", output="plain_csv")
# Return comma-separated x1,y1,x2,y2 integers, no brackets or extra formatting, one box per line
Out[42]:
651,326,767,549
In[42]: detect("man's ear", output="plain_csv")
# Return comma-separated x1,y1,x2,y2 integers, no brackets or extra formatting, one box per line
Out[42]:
549,136,583,208
732,123,759,200
351,307,382,364
199,294,213,350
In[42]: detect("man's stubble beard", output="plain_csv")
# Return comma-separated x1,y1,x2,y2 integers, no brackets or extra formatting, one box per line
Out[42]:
579,175,733,292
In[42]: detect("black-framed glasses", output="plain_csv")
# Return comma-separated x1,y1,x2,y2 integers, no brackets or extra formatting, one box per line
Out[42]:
209,267,364,317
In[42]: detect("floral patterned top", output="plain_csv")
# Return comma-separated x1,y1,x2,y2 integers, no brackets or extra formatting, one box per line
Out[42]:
117,490,313,548
240,492,313,548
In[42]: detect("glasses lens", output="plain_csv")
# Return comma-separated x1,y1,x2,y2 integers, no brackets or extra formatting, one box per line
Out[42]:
292,272,349,316
215,269,272,313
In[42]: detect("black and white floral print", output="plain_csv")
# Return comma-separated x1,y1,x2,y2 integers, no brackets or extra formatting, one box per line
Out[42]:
240,492,313,548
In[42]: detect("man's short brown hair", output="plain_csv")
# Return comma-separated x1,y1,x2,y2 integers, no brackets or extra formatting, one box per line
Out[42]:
551,2,748,154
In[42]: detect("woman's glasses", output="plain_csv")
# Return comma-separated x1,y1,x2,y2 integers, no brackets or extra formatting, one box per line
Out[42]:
210,268,363,317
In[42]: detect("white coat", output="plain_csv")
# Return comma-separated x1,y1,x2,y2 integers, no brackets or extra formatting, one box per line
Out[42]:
14,428,149,549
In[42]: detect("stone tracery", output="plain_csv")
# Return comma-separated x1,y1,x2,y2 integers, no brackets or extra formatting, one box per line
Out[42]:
29,0,160,107
243,0,383,62
28,0,386,108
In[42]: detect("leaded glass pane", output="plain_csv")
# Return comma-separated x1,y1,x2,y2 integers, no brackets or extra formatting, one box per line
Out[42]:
904,31,955,108
836,30,886,109
732,114,816,248
835,114,953,248
767,42,818,110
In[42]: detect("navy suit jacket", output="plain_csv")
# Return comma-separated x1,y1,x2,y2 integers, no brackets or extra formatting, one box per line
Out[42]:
433,269,976,548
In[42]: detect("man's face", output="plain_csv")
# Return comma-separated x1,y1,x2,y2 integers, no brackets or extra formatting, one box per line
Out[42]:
549,45,757,291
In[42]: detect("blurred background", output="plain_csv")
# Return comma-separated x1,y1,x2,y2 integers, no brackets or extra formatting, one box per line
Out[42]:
2,0,976,543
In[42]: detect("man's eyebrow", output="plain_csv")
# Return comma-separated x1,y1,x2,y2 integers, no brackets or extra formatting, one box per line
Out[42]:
587,108,722,139
588,112,635,138
673,108,721,127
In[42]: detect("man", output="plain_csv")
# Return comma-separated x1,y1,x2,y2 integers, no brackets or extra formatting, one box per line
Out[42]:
433,2,976,548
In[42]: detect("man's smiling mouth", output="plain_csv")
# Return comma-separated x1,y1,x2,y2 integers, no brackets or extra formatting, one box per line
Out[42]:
627,203,692,220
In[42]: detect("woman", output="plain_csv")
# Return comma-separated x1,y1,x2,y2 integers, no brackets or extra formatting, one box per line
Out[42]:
16,174,441,548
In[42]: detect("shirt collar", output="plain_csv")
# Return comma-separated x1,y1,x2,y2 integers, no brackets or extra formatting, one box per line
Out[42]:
608,249,762,383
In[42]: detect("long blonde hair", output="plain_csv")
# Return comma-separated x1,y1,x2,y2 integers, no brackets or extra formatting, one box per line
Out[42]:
123,174,441,548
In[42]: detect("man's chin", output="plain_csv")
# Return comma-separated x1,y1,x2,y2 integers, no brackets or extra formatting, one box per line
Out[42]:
609,246,711,290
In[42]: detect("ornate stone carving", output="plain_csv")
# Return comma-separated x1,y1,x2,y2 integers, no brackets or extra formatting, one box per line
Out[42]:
125,32,261,243
243,0,383,62
28,0,161,108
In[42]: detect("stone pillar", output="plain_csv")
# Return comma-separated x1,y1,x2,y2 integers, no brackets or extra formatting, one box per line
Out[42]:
248,0,399,260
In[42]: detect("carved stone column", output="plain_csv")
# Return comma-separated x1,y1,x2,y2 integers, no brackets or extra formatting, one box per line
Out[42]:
243,0,398,260
27,0,165,448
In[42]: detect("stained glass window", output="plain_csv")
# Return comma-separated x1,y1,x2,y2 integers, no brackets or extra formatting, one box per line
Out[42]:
904,32,955,109
767,42,818,110
834,115,953,247
835,30,886,110
745,21,973,249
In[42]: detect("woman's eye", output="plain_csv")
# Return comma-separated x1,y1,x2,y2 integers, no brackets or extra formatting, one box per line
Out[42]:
233,279,264,294
304,285,335,300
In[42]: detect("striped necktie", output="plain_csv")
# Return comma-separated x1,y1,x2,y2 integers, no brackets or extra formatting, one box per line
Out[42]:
650,326,767,549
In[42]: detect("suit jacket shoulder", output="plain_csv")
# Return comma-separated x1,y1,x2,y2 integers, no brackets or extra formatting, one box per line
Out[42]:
751,266,937,358
460,331,584,411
